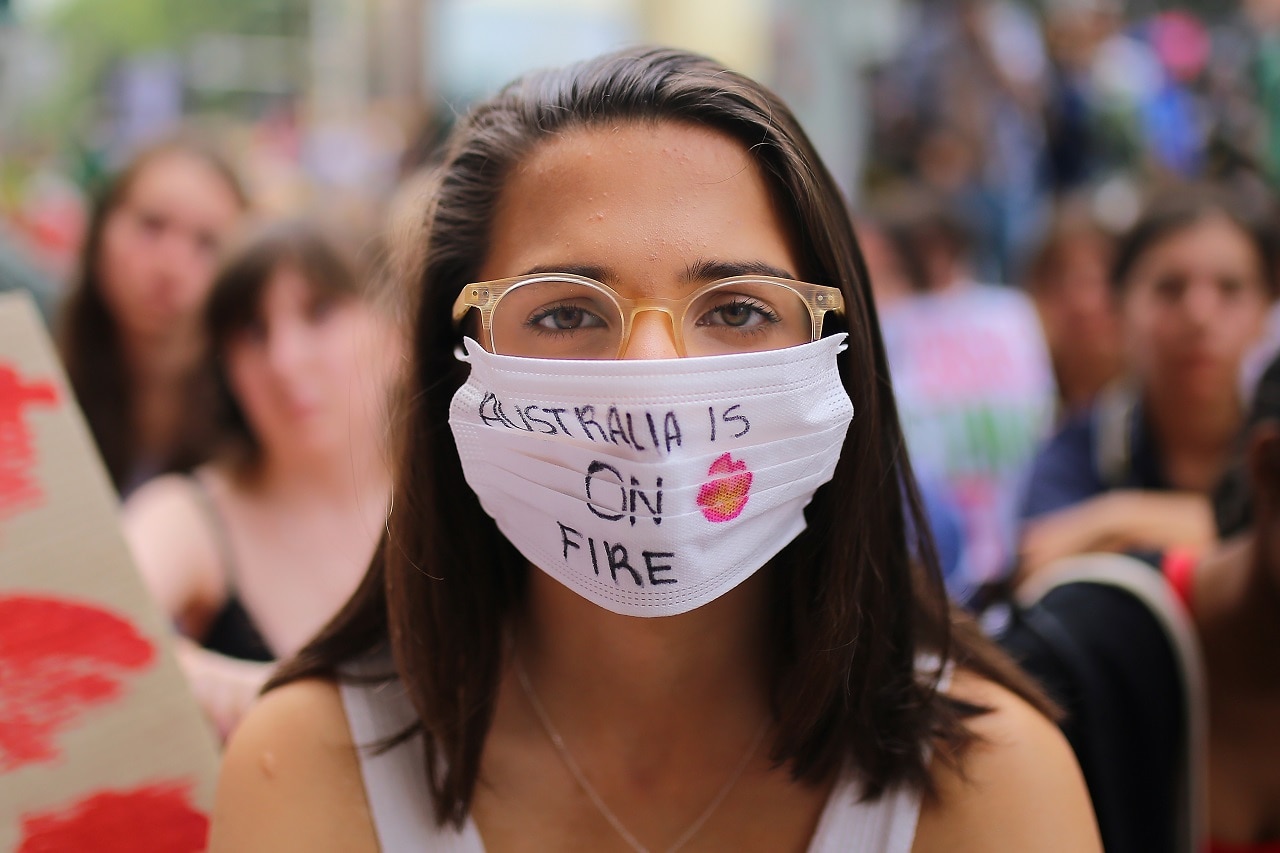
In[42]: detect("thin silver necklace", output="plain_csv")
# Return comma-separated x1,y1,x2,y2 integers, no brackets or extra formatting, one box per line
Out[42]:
513,657,769,853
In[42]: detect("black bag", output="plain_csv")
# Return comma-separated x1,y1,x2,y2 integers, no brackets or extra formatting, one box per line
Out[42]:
995,554,1206,853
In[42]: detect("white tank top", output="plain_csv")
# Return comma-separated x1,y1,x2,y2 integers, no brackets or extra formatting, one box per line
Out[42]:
340,658,946,852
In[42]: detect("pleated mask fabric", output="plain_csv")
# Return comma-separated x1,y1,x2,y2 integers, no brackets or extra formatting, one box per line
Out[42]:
447,334,855,617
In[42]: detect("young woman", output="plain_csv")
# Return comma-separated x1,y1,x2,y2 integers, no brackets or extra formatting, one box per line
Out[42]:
123,221,399,739
1018,188,1277,575
60,138,249,495
212,48,1098,852
1022,202,1123,417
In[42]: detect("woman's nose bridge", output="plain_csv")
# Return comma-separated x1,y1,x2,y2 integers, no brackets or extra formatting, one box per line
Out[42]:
622,307,681,358
1182,277,1219,324
266,317,307,372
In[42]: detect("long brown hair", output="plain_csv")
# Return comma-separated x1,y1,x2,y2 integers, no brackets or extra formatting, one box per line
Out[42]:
58,137,248,493
203,219,364,475
273,46,1051,825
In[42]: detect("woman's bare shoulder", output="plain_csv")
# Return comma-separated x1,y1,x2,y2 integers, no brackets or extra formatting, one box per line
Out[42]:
209,678,377,853
912,669,1101,853
121,472,226,617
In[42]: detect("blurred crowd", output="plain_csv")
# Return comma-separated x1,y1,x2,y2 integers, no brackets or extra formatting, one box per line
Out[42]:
856,0,1280,596
2,1,1280,849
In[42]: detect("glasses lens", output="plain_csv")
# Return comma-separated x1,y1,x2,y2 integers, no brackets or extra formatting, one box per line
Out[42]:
491,278,624,359
682,280,814,356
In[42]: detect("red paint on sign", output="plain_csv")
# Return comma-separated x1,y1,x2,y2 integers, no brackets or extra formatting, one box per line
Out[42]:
0,595,155,771
17,782,209,853
0,364,58,521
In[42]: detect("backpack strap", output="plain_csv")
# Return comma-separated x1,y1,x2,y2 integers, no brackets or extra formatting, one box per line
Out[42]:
1017,553,1207,853
1093,382,1139,490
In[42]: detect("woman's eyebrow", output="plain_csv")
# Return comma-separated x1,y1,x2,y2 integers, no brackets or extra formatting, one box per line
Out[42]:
515,259,799,287
684,259,797,282
520,263,616,283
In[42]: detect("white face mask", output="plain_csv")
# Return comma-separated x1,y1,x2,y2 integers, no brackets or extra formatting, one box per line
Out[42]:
448,335,854,617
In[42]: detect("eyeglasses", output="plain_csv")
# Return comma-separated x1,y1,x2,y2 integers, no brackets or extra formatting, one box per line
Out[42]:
451,273,845,359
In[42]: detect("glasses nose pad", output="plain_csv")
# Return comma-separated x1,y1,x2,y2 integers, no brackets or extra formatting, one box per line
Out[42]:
621,309,682,359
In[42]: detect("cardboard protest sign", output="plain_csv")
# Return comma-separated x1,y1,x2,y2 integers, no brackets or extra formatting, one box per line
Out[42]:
0,292,219,852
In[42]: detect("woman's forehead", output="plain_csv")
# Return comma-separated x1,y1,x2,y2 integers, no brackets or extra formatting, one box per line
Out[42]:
1129,215,1263,280
478,121,799,285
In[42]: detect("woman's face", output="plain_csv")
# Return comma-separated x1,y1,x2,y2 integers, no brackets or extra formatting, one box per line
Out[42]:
97,152,243,342
1034,234,1116,346
224,265,397,460
1032,233,1122,392
1122,215,1272,406
477,120,802,360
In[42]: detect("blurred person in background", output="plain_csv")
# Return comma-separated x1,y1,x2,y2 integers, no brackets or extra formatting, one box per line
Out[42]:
1040,0,1115,193
853,215,916,310
1018,186,1277,576
874,188,1056,597
1185,343,1280,853
1247,0,1280,185
122,220,400,739
857,213,970,595
867,0,1052,280
59,137,249,496
998,348,1280,852
1022,198,1123,417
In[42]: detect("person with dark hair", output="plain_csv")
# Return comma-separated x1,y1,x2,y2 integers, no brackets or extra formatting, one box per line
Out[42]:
1018,185,1278,575
211,48,1098,852
871,186,1057,596
1178,349,1280,852
1022,199,1123,417
998,346,1280,852
122,220,400,739
59,137,249,496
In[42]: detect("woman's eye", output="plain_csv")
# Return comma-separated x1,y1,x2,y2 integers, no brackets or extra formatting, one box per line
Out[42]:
529,304,604,331
232,319,268,348
1153,275,1186,302
195,230,221,257
699,299,779,328
1218,276,1247,300
307,296,337,323
136,212,165,236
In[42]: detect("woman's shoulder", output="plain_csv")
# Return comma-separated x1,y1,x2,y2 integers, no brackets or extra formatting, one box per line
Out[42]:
121,471,229,615
121,469,233,540
912,669,1101,852
210,678,378,852
121,471,204,519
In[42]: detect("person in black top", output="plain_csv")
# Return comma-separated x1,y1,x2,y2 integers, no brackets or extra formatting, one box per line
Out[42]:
122,220,400,740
